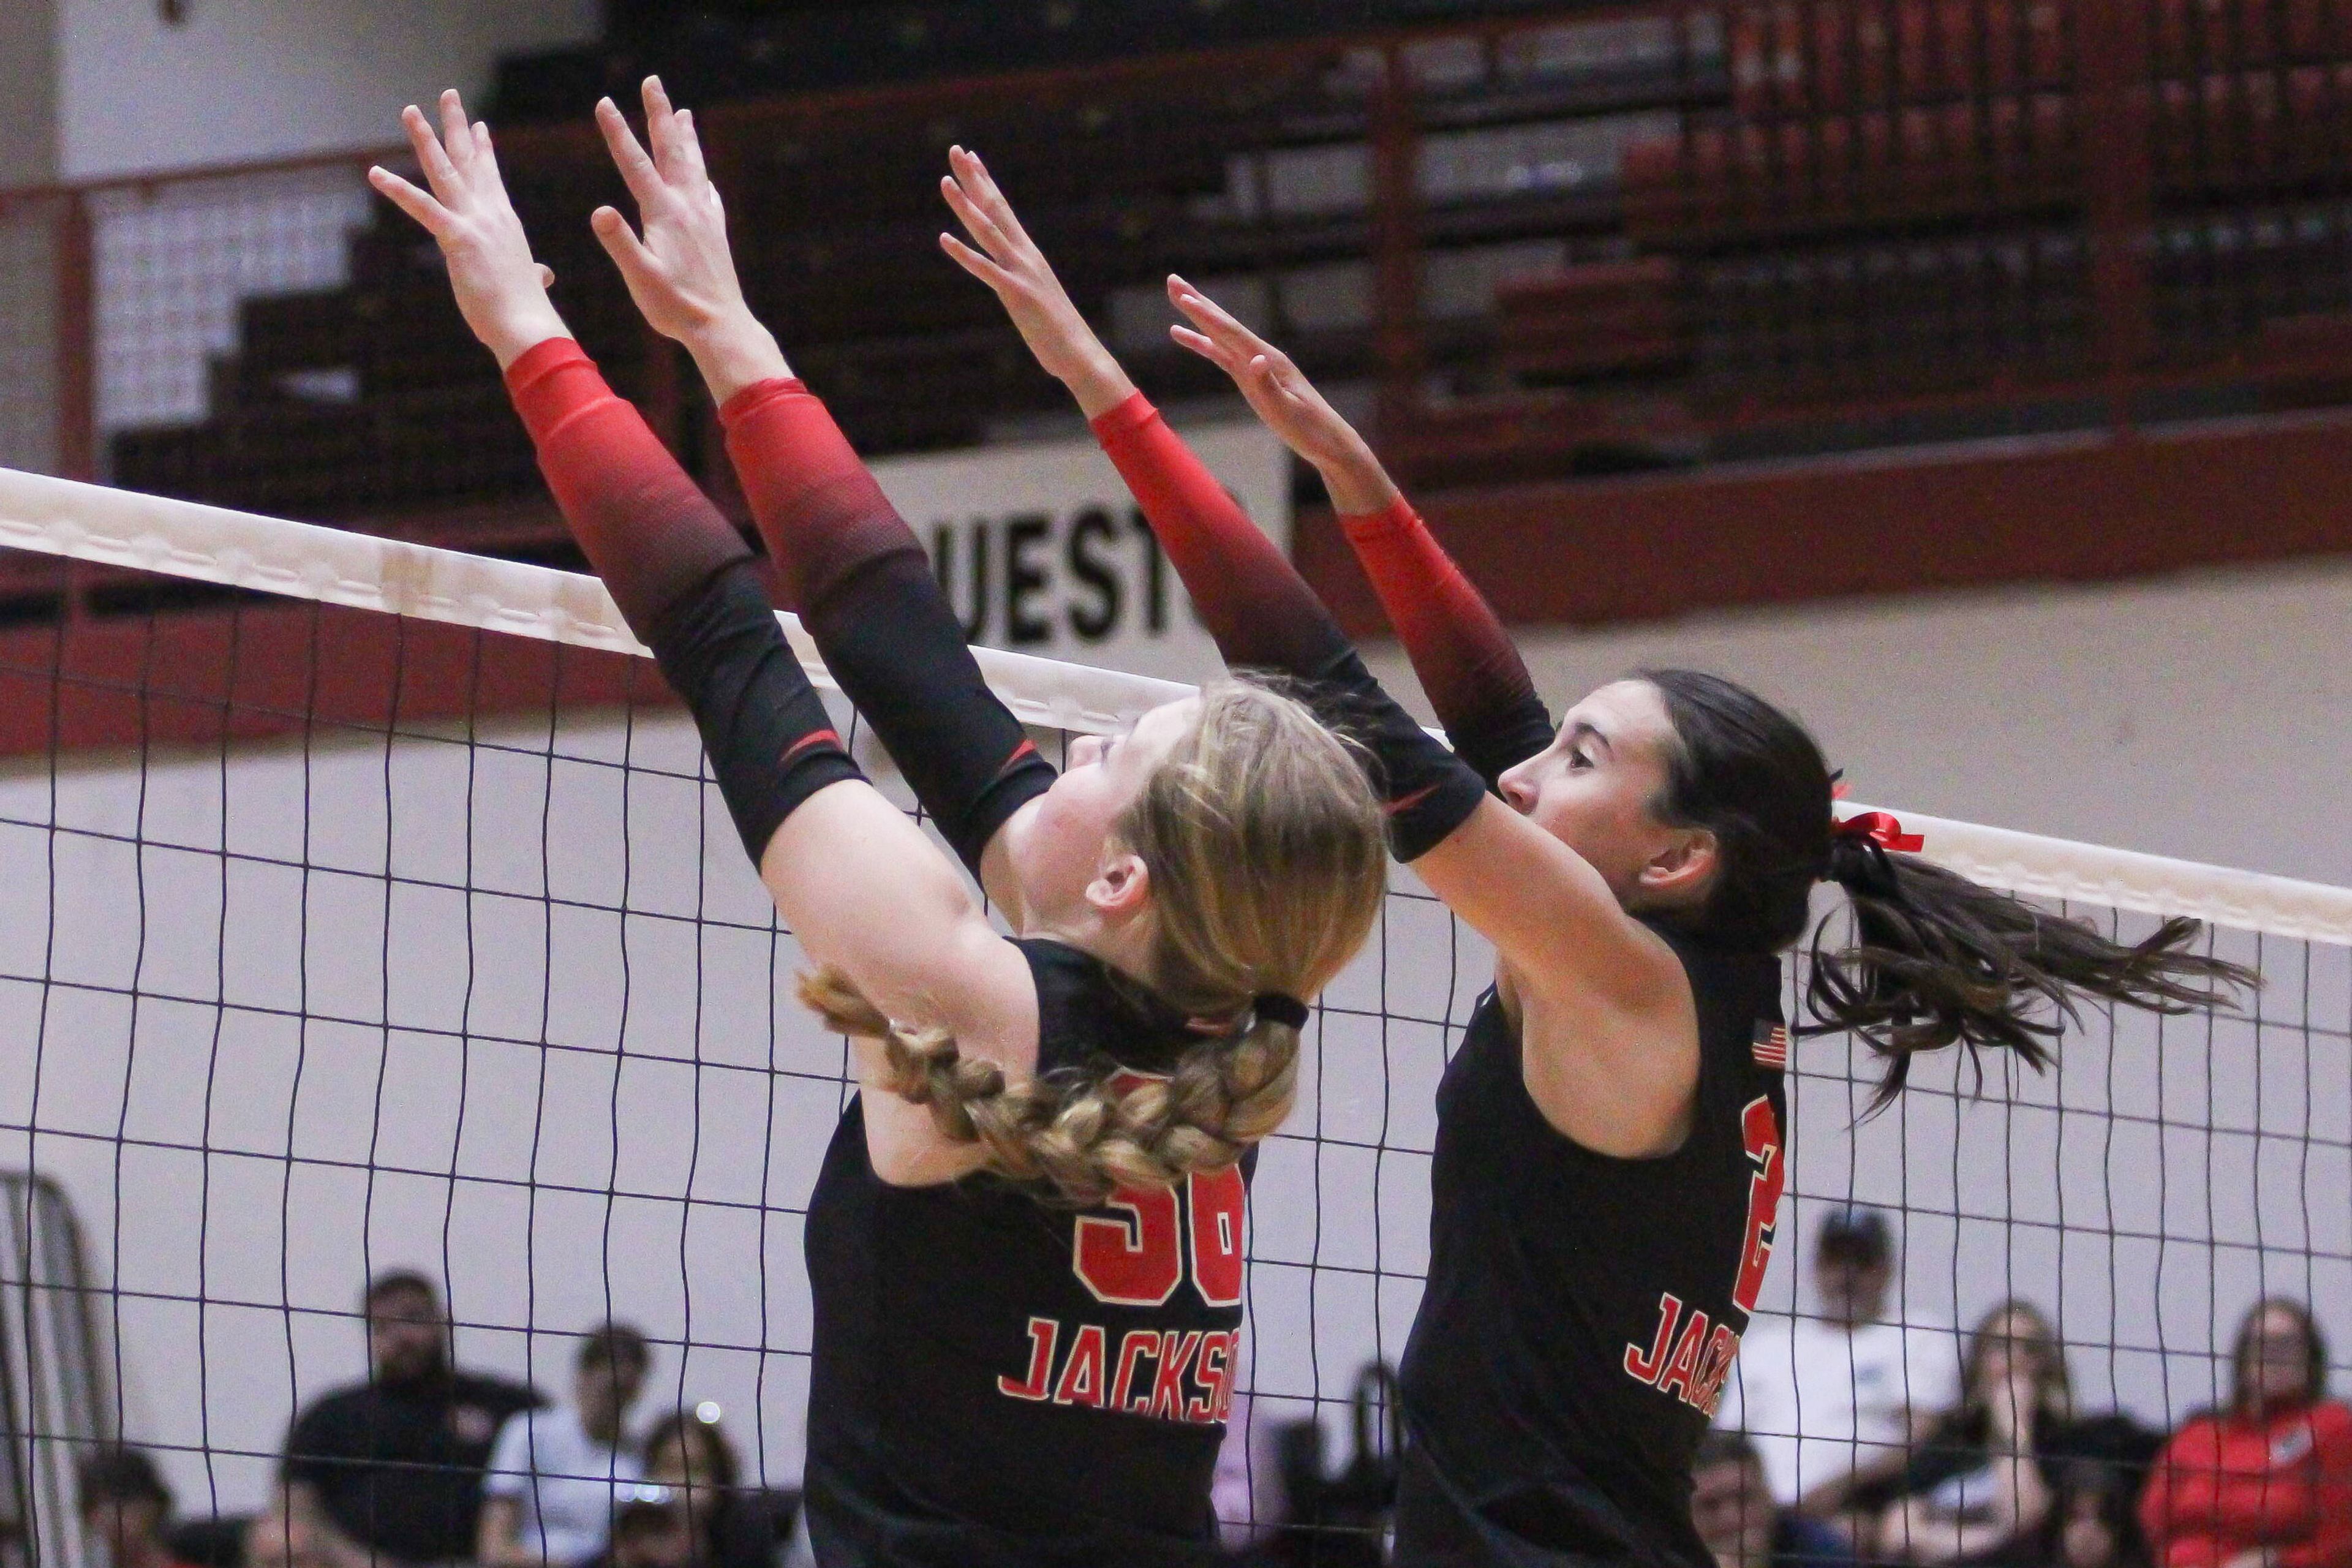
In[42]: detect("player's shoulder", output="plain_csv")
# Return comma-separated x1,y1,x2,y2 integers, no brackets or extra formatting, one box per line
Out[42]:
288,1379,375,1439
2305,1397,2352,1442
453,1369,546,1417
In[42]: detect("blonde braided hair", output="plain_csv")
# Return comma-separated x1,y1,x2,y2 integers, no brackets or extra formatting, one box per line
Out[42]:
800,679,1389,1205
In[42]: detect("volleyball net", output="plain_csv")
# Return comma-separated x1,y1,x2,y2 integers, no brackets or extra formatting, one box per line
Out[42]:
2,466,2349,1562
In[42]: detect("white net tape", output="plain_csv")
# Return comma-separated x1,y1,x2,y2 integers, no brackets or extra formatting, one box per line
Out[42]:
7,463,2346,946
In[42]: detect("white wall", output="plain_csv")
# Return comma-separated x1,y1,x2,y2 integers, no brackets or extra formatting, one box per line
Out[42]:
1,557,2345,1532
56,0,600,181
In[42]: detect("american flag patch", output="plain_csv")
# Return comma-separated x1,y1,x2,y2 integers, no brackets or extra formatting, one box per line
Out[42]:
1752,1022,1790,1070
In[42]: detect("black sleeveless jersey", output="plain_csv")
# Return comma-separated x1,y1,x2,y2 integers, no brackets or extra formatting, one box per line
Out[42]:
801,939,1250,1567
1395,921,1790,1567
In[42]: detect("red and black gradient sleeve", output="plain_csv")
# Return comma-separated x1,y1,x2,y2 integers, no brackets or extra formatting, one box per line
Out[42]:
719,377,1055,877
504,338,861,864
1091,393,1485,862
1338,497,1555,790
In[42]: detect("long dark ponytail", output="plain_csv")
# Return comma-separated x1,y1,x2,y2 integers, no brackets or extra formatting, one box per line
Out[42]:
1640,669,2256,1107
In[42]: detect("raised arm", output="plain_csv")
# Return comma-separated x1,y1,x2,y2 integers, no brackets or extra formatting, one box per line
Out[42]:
939,147,1482,859
943,151,1696,1152
1161,283,1555,788
369,93,1036,1117
583,81,1054,919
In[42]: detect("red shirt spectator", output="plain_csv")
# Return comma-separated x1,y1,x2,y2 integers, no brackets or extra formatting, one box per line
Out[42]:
2141,1299,2352,1568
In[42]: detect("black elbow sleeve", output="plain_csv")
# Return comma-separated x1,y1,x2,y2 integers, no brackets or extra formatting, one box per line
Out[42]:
646,562,866,865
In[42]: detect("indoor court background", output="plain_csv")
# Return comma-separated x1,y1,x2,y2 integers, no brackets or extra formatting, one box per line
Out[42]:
3,0,2351,1558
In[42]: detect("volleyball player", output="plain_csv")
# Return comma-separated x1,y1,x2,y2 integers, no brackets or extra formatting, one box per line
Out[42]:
940,149,2254,1567
369,86,1477,1566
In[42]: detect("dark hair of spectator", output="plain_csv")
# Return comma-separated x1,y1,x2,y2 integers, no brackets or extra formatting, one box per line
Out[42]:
77,1446,173,1518
2231,1297,2329,1414
1817,1205,1891,1263
579,1321,649,1376
1923,1298,2072,1452
2045,1456,2154,1568
644,1408,742,1492
362,1268,439,1311
1694,1428,1764,1474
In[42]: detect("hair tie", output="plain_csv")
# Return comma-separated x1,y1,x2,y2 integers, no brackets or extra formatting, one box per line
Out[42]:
1253,992,1311,1031
1832,810,1924,853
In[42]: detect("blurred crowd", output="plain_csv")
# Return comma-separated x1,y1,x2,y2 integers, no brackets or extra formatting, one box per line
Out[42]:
1708,1208,2352,1568
83,1270,797,1568
76,1224,2350,1568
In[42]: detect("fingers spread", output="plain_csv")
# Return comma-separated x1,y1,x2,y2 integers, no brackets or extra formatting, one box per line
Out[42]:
402,104,462,200
1167,276,1264,350
940,176,1013,259
1167,323,1247,376
670,108,710,184
590,205,664,285
595,97,666,207
939,232,1012,288
954,148,1032,247
369,166,450,235
437,91,473,173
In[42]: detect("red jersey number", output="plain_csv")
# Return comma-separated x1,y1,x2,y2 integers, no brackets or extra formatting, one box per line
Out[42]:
1074,1170,1248,1308
1731,1096,1784,1316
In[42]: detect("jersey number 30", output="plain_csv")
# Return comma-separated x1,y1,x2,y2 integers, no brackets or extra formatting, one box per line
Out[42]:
1072,1166,1246,1310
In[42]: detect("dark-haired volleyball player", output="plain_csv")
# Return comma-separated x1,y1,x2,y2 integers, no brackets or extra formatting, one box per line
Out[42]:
370,85,1482,1566
941,151,2254,1566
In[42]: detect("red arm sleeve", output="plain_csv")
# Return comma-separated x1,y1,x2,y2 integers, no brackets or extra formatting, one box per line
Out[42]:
501,339,861,864
1338,497,1555,788
718,377,1054,874
1090,392,1486,860
503,337,750,636
1090,393,1352,676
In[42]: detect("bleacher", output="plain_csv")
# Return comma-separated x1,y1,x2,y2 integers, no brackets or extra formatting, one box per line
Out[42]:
55,0,2352,571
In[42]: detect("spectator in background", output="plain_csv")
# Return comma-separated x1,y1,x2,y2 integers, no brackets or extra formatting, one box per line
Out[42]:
1691,1431,1854,1568
256,1269,542,1568
2038,1455,2158,1568
479,1322,650,1566
601,1486,701,1568
1720,1207,1960,1519
638,1408,792,1568
2140,1298,2352,1568
1863,1300,2083,1564
78,1446,198,1568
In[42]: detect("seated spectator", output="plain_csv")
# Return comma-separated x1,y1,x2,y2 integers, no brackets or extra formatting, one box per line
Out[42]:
2139,1298,2352,1568
78,1446,198,1568
258,1268,543,1568
1692,1431,1855,1568
2045,1455,2158,1568
1861,1300,2086,1564
603,1486,700,1568
480,1321,651,1566
1721,1207,1961,1518
636,1408,793,1568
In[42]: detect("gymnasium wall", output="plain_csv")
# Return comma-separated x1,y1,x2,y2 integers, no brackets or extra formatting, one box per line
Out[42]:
2,556,2346,1519
51,0,598,182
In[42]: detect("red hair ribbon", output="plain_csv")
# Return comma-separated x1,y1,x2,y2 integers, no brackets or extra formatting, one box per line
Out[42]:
1834,811,1924,854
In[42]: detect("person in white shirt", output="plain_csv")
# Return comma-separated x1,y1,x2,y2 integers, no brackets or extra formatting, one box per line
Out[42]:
1718,1207,1961,1524
478,1322,650,1566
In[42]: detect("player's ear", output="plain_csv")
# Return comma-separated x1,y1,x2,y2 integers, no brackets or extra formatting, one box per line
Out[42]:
1637,825,1717,903
1085,850,1152,919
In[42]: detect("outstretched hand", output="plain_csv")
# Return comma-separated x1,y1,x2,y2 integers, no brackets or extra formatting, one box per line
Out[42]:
590,77,788,403
369,91,567,369
938,146,1134,418
1165,277,1397,514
